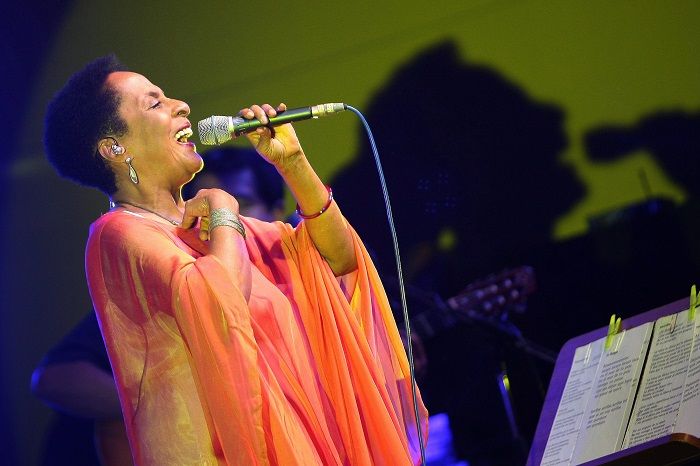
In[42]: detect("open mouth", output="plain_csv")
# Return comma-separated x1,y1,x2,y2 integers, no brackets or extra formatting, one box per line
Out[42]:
175,126,193,144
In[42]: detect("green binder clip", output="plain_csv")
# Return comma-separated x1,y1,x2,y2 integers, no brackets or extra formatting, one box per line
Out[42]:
605,314,622,350
689,284,698,322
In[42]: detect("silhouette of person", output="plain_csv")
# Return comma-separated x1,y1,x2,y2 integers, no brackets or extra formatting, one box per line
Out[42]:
585,110,700,199
333,41,583,297
580,110,700,315
333,40,584,465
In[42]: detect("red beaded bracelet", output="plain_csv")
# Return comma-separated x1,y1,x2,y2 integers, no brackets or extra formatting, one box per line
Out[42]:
296,186,334,219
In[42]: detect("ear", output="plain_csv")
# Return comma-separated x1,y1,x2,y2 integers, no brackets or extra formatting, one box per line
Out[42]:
97,137,124,163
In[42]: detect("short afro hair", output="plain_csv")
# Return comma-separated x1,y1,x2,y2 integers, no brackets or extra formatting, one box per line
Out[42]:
44,54,128,194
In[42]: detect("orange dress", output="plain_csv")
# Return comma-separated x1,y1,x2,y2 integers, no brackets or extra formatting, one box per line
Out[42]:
85,210,428,465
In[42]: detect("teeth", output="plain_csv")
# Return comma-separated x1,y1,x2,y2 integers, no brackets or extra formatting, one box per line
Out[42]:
175,127,193,142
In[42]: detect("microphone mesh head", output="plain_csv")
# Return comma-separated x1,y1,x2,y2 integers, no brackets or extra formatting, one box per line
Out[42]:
198,116,231,145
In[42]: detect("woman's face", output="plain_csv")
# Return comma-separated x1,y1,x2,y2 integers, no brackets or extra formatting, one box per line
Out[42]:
106,71,203,187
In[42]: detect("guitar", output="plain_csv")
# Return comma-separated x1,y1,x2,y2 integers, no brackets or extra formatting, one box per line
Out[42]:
387,266,537,341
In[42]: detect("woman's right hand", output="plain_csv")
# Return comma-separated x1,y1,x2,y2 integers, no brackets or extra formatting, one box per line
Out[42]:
181,188,240,241
181,188,252,300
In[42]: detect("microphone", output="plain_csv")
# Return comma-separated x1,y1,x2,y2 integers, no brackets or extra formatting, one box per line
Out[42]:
198,103,347,145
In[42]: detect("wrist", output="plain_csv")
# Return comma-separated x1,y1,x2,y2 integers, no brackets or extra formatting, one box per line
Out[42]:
296,186,334,220
207,191,239,213
210,208,246,238
274,150,307,176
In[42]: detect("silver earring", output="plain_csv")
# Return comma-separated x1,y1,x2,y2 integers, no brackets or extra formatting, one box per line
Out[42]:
125,157,139,184
111,144,125,155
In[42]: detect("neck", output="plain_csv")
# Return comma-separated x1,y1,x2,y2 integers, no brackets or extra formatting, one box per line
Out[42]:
110,185,185,226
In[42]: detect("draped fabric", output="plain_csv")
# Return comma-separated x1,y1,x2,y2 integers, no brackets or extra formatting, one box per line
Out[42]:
85,211,428,465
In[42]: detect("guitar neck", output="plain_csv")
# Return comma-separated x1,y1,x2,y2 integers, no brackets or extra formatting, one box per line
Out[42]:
398,266,536,341
408,306,460,340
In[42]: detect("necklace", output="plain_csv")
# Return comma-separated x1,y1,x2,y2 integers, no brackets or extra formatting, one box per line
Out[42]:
110,200,182,226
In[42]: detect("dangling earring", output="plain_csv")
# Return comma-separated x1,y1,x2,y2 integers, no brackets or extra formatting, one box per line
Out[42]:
125,157,139,184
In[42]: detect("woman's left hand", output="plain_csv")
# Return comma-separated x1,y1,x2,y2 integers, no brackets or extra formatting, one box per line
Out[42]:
239,103,303,170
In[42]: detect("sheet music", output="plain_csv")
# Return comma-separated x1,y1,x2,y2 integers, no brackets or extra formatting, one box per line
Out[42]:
570,322,653,465
671,314,700,437
540,340,604,465
622,309,695,449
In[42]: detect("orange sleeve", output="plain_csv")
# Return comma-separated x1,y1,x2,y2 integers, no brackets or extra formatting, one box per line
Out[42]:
86,213,271,465
243,217,430,465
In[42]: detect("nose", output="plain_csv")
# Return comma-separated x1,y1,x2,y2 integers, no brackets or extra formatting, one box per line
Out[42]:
173,100,190,118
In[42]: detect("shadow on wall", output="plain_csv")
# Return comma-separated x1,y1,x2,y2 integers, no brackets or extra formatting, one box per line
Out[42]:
333,40,585,297
582,110,700,287
333,40,585,466
575,109,700,310
586,110,700,198
332,41,700,466
584,110,700,264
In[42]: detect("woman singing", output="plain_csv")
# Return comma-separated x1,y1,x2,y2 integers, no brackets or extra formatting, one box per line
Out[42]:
43,55,427,465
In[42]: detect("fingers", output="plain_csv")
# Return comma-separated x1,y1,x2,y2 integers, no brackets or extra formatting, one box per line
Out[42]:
199,216,211,241
254,105,274,136
238,102,299,165
240,105,274,124
180,189,240,241
239,103,287,132
181,195,210,229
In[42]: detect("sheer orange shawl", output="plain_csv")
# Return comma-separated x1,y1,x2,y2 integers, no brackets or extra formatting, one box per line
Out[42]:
86,211,428,465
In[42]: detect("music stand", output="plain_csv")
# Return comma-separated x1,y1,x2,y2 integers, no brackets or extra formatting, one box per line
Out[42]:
527,297,700,466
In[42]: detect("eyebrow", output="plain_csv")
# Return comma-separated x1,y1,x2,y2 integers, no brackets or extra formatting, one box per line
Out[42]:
140,89,165,107
145,89,164,99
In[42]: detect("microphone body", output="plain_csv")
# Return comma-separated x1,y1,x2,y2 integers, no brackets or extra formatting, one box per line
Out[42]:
198,103,346,145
